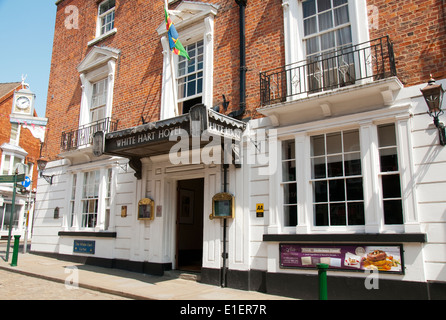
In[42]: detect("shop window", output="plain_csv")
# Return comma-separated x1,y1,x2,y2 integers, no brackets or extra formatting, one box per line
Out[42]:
310,129,364,226
377,123,403,224
282,140,297,226
0,204,22,231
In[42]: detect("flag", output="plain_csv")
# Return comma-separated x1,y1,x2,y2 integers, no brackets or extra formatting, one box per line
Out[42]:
165,8,190,60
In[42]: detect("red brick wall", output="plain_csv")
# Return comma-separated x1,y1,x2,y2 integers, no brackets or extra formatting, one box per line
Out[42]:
0,86,19,148
43,0,445,161
369,0,446,85
44,0,286,160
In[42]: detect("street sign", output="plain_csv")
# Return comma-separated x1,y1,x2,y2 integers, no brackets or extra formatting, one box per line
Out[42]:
0,174,25,183
21,176,31,188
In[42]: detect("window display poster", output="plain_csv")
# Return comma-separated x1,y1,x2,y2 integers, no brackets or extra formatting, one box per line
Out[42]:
280,243,403,274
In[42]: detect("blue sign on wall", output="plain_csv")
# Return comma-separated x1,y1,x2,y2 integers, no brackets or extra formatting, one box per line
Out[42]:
73,240,95,254
21,176,31,188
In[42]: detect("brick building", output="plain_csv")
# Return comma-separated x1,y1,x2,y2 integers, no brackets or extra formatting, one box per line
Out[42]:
0,82,46,239
32,0,446,299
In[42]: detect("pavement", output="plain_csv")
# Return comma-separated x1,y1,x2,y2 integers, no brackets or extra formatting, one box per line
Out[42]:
0,242,295,301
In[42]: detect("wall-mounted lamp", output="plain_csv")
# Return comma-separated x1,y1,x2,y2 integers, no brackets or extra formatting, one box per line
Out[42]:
420,76,445,146
36,158,54,185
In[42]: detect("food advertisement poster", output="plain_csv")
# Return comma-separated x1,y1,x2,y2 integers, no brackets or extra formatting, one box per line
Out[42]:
280,244,403,274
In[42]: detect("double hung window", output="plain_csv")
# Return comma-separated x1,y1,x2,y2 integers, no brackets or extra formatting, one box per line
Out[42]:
302,0,354,91
68,168,113,231
279,122,406,231
1,154,23,176
81,171,100,229
311,129,364,226
177,40,204,114
282,140,298,226
377,124,403,225
91,78,108,122
69,173,77,228
98,0,115,36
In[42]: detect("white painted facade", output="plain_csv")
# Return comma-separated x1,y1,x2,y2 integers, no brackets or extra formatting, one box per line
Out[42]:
31,0,446,299
31,76,446,284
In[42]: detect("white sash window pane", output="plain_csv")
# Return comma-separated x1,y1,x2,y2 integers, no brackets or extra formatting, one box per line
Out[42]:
99,0,115,36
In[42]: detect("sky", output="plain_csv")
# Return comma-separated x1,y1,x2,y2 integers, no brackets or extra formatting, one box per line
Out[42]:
0,0,56,118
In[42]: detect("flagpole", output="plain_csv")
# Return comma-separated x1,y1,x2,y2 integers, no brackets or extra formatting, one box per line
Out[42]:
171,53,179,116
165,0,179,116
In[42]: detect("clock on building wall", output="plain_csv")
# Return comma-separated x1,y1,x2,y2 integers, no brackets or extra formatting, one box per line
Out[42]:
12,88,35,116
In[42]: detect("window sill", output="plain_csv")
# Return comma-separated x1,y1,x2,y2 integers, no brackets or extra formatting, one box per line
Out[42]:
88,28,117,47
263,233,426,243
58,231,116,238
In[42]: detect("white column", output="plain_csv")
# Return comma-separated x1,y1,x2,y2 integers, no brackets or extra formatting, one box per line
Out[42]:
360,121,382,233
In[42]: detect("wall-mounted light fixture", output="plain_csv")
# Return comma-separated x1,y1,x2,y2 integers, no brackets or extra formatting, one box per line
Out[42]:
420,76,445,146
36,158,54,185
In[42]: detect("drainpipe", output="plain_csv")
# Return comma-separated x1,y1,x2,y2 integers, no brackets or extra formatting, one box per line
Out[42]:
221,163,229,287
229,0,247,119
221,0,247,288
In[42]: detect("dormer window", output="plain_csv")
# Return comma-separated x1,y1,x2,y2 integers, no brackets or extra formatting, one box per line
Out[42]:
98,0,115,36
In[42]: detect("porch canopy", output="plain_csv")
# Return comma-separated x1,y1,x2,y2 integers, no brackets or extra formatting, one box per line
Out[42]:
98,104,247,179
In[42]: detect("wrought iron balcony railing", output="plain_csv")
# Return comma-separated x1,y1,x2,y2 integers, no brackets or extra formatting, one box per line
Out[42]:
61,117,118,152
260,36,397,106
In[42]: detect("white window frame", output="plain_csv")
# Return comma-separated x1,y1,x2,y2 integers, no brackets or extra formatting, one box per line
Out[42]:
1,153,25,176
271,107,418,235
281,139,298,227
88,1,117,46
177,40,205,114
66,167,115,232
98,0,115,36
282,0,369,68
158,2,218,120
377,123,404,225
309,129,365,228
9,123,21,146
77,47,119,128
91,78,108,122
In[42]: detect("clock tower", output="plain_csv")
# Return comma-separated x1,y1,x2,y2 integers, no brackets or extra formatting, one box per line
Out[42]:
12,84,35,116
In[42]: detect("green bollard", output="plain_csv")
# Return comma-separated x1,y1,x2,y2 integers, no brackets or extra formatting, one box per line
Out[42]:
317,263,329,300
11,235,21,267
